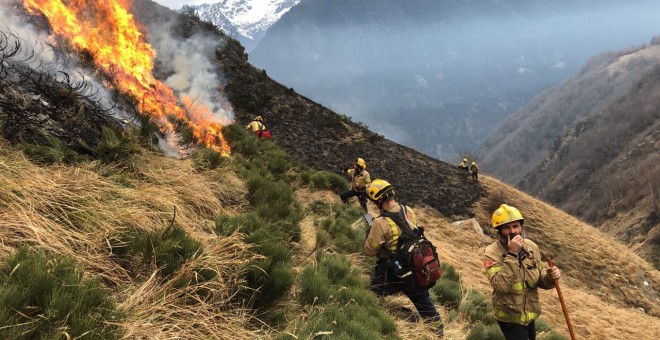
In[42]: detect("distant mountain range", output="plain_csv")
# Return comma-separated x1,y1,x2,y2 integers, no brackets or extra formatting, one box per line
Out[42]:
247,0,660,161
188,0,301,50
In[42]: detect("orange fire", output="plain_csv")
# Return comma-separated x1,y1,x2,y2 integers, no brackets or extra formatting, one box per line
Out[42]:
23,0,231,156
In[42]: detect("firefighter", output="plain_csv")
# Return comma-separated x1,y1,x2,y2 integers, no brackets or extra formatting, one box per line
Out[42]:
469,161,479,182
339,157,370,212
484,204,561,340
364,179,443,335
245,116,267,138
458,158,469,172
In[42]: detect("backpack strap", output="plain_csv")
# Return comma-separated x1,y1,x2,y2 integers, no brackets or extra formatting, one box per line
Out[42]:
380,204,418,240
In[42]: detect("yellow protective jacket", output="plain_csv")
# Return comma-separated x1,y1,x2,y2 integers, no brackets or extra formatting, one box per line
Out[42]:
484,239,555,325
364,204,417,259
246,121,266,133
459,161,468,169
345,168,371,192
470,163,479,172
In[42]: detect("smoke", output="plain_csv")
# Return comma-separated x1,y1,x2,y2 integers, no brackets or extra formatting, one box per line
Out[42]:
0,1,55,69
145,17,234,126
0,0,129,121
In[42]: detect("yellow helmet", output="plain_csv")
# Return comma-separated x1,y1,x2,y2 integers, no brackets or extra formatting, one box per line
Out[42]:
471,161,476,165
463,158,467,162
367,179,395,203
254,116,263,121
356,157,366,169
491,204,524,228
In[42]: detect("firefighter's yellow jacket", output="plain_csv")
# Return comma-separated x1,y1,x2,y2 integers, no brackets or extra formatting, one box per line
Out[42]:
364,204,417,259
246,121,265,132
484,239,555,325
345,168,371,192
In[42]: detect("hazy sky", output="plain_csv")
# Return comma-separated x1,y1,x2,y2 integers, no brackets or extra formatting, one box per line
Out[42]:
153,1,207,10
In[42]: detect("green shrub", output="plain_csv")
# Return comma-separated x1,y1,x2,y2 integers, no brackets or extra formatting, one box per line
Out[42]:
244,229,294,307
432,278,462,309
215,213,266,236
466,322,505,340
0,247,123,339
535,318,552,333
262,146,292,176
246,175,302,242
460,290,496,325
316,229,330,248
440,262,460,283
287,251,398,340
308,170,349,193
21,131,83,165
192,147,226,170
93,126,140,164
310,204,365,253
112,225,204,279
279,303,398,340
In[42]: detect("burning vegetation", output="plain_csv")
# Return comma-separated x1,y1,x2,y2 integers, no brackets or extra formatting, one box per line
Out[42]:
21,0,231,156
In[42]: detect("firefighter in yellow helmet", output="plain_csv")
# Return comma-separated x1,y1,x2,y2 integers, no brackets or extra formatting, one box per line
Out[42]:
339,157,370,212
458,158,469,172
245,116,267,138
469,161,479,182
364,179,443,334
484,204,561,340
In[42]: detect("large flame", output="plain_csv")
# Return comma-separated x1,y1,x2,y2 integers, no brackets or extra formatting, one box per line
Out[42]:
23,0,231,156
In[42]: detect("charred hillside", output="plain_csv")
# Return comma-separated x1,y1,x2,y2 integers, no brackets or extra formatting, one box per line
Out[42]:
128,0,482,218
216,33,482,218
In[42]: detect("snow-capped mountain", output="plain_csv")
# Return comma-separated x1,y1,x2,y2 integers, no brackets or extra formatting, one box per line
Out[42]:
191,0,301,50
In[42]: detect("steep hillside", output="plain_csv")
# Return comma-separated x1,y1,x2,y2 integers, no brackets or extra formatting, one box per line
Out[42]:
127,0,482,219
249,0,660,159
420,175,660,338
480,39,660,267
1,1,658,339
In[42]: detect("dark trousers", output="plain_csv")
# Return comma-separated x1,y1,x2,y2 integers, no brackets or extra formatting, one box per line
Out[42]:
370,260,440,321
472,171,479,181
340,189,368,212
497,321,536,340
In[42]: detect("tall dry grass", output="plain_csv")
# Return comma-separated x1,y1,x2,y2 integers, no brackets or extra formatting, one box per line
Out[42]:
414,175,660,339
0,139,266,339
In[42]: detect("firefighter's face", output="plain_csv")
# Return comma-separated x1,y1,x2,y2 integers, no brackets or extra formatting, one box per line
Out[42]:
499,221,523,237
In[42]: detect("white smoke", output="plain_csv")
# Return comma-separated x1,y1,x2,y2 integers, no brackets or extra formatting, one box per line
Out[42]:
0,1,56,70
145,17,234,126
0,0,129,121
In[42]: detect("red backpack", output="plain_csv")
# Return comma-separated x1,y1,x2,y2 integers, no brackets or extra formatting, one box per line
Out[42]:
382,205,442,289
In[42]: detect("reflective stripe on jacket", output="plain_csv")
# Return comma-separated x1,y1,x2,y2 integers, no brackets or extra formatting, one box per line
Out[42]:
483,239,554,325
364,204,417,259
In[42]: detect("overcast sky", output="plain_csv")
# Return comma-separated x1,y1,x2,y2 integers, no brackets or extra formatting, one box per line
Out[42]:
153,1,207,10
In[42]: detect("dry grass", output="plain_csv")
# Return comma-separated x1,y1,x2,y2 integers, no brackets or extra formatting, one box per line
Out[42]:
413,175,660,339
0,138,264,339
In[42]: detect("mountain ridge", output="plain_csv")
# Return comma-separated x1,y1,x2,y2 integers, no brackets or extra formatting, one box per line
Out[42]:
479,39,660,267
190,0,301,50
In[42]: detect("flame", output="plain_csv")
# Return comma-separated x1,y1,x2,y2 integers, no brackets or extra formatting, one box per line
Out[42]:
23,0,231,156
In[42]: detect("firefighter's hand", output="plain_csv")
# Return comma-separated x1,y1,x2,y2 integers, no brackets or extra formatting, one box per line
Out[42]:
547,266,561,280
507,235,524,253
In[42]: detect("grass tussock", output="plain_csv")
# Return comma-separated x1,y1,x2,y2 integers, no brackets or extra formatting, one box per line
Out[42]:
118,233,259,339
0,136,260,338
280,251,398,339
307,200,365,253
0,247,123,339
